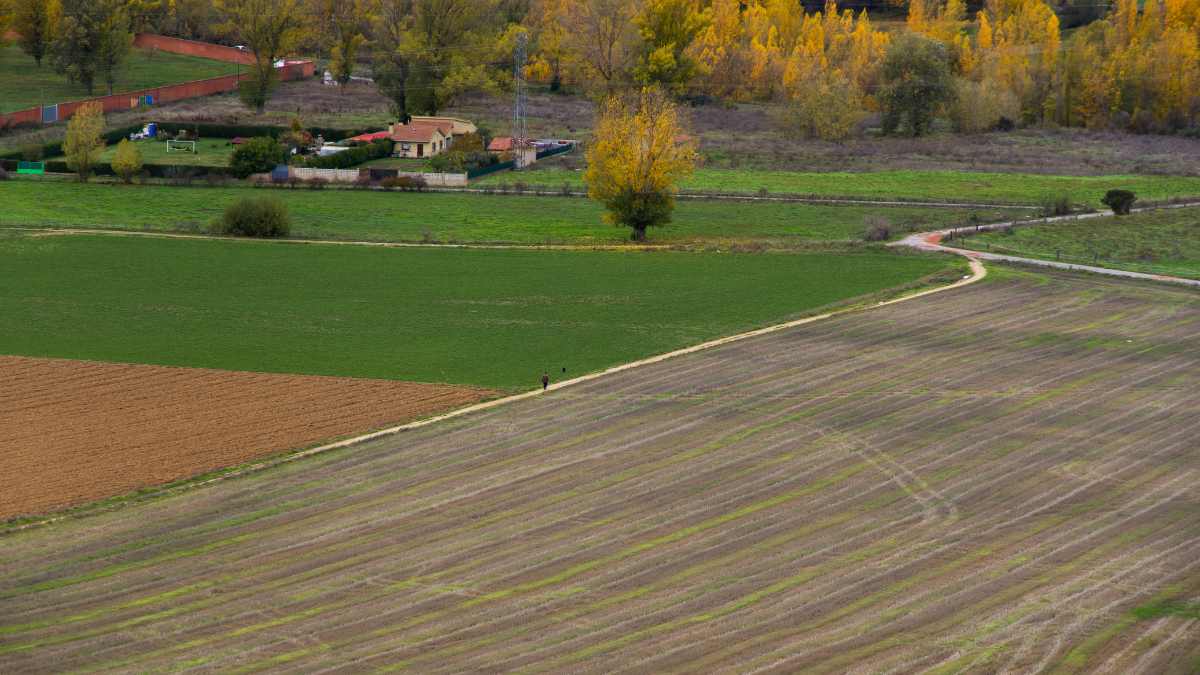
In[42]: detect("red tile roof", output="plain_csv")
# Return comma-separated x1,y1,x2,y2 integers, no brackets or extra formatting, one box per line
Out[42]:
487,136,513,152
390,122,448,143
347,131,392,143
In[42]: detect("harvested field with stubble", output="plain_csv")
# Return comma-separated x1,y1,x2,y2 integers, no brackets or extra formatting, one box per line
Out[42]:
2,269,1199,672
0,356,496,521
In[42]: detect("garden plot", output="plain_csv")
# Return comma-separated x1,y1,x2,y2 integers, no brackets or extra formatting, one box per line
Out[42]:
2,268,1197,672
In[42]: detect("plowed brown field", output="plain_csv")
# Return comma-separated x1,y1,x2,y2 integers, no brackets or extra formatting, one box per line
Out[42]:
0,356,495,520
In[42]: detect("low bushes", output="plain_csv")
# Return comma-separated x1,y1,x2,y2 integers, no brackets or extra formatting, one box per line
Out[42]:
1039,194,1073,217
213,196,291,238
863,215,892,241
379,175,427,190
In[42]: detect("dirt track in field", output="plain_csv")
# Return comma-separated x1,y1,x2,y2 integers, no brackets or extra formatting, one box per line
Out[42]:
2,269,1199,673
0,356,496,520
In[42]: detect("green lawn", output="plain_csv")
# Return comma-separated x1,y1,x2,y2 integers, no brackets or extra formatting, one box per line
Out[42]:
50,138,237,167
0,233,959,389
960,207,1200,279
476,167,1200,207
0,180,1025,245
0,44,239,113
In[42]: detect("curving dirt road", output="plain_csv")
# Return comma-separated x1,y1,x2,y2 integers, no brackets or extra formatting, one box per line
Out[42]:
895,202,1200,289
2,268,1198,673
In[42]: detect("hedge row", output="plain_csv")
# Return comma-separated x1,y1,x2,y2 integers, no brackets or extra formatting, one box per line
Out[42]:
302,139,392,169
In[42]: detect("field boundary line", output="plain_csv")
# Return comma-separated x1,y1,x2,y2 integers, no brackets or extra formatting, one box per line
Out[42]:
4,258,985,534
895,201,1200,288
4,227,687,251
437,186,1044,210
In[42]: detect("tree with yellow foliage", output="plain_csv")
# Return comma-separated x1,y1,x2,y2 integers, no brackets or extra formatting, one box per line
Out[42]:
63,102,105,182
525,0,571,91
584,89,698,241
111,138,144,184
633,0,710,93
772,1,887,138
689,0,746,99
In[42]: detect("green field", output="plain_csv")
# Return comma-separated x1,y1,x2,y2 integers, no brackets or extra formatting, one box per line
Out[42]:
960,207,1200,279
50,138,237,167
0,180,1024,245
477,167,1200,206
0,233,959,388
0,44,239,113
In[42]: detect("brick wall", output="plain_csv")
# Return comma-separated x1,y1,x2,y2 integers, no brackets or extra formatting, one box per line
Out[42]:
132,33,256,65
0,34,314,129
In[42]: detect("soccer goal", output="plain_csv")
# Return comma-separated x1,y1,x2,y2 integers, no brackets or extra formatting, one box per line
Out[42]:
166,139,197,154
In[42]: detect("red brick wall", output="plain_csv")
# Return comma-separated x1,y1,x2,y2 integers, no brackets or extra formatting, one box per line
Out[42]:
0,35,315,129
132,33,257,65
0,108,41,128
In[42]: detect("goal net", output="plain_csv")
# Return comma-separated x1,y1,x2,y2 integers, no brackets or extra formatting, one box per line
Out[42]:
166,139,197,154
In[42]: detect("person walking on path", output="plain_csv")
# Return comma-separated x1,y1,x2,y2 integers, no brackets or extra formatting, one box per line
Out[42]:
541,372,550,390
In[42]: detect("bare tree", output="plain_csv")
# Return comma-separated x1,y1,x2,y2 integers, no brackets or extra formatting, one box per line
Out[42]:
563,0,636,93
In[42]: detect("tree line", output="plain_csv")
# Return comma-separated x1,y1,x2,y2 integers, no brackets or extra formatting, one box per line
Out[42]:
2,0,1197,135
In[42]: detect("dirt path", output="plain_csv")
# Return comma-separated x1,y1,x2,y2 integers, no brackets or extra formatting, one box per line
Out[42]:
895,201,1200,289
2,271,1197,673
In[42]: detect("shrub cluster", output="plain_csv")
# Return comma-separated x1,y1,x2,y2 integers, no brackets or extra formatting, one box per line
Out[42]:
379,175,427,190
1102,189,1137,215
1039,194,1072,217
230,137,288,179
863,216,892,242
304,139,392,169
213,197,291,238
427,149,499,173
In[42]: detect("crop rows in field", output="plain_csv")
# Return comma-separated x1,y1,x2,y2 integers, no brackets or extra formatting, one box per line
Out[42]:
1,269,1198,672
0,356,495,520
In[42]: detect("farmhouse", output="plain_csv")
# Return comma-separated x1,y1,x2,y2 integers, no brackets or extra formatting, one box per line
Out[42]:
388,121,451,158
347,117,479,159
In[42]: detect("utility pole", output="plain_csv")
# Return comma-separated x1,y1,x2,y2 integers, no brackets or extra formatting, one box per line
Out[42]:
512,32,533,169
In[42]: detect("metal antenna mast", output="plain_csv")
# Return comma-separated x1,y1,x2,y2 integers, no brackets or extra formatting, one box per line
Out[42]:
513,32,528,146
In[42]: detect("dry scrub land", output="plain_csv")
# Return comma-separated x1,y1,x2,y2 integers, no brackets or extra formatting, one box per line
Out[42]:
2,269,1197,671
0,355,494,520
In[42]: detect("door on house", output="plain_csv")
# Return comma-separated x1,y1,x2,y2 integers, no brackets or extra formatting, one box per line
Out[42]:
417,143,424,158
